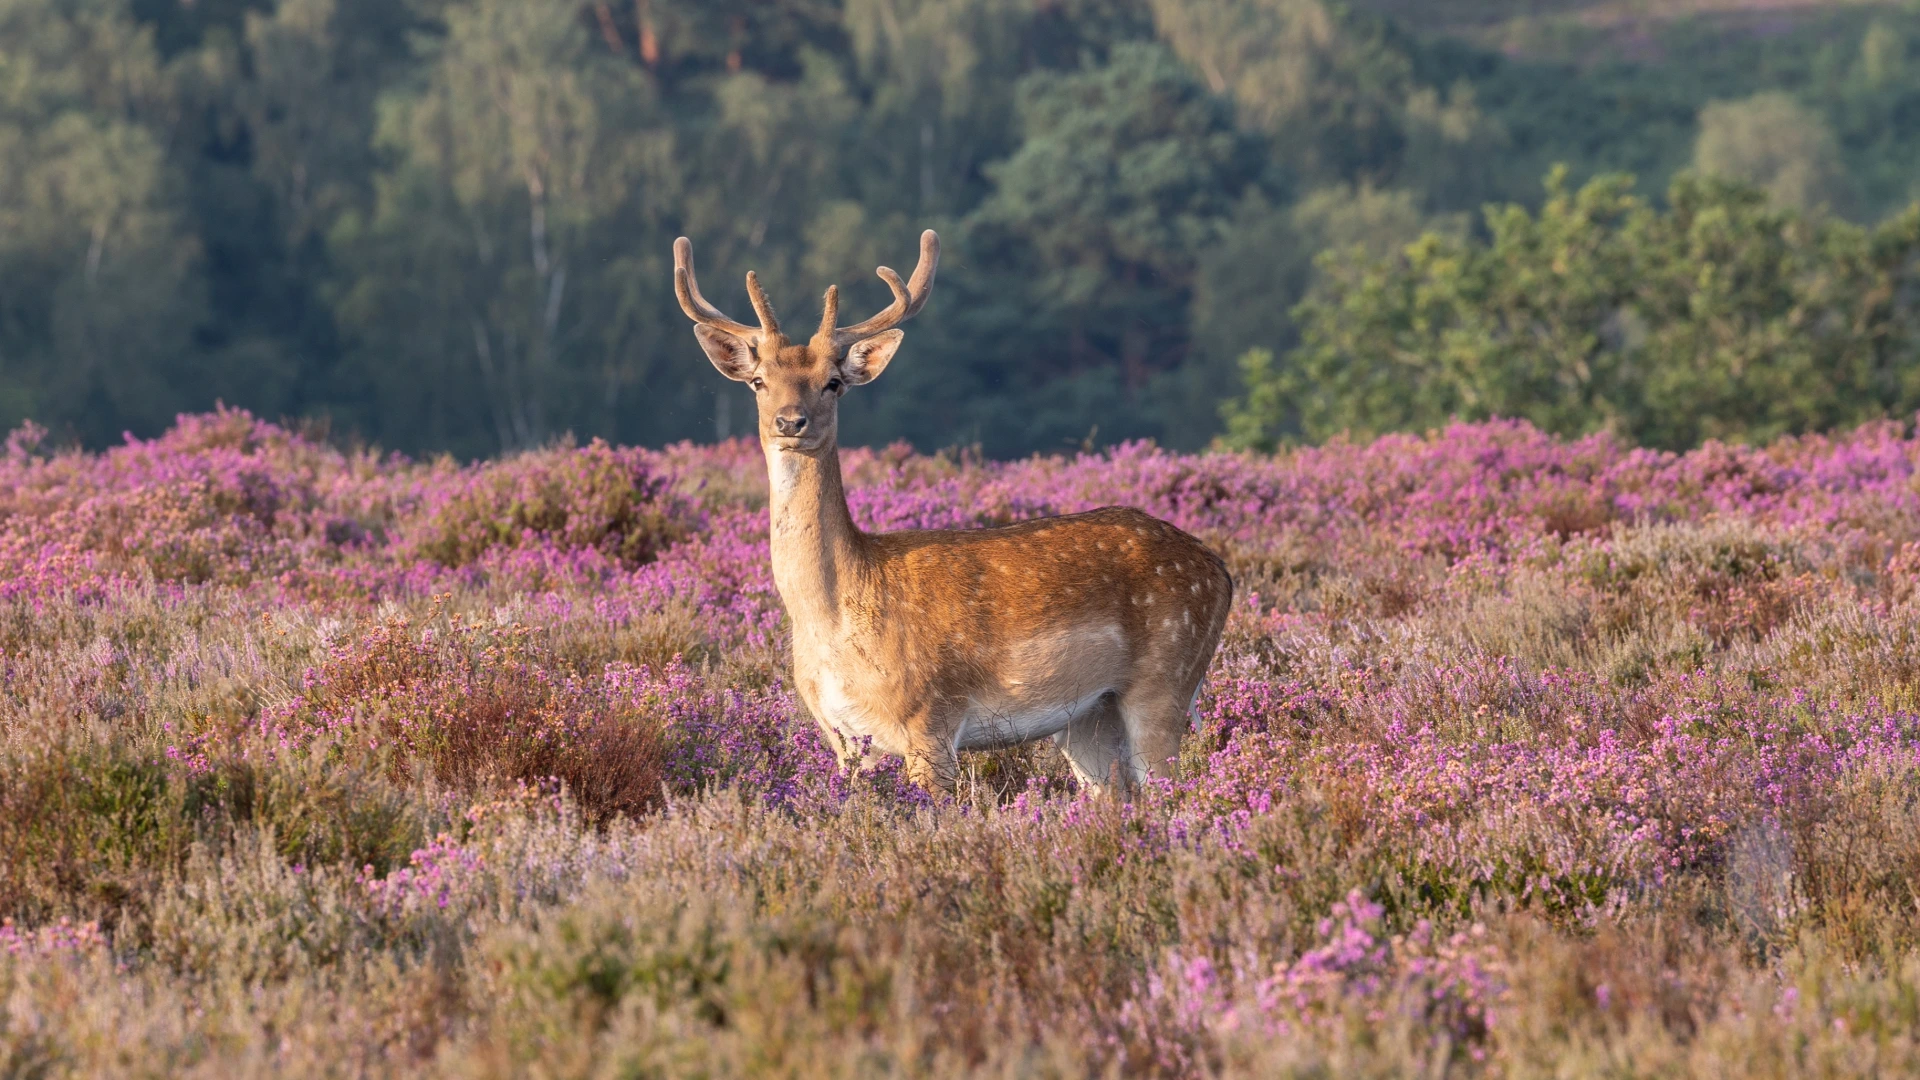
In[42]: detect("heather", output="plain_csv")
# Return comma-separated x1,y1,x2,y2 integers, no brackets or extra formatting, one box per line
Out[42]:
8,411,1920,1075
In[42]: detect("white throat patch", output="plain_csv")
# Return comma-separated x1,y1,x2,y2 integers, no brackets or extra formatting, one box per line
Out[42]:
766,445,805,498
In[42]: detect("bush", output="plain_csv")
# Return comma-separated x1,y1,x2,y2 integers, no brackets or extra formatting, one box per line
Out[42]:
267,608,668,822
406,440,693,569
1226,169,1920,451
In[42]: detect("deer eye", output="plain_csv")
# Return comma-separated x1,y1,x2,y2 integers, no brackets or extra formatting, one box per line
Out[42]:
750,377,766,392
824,377,843,395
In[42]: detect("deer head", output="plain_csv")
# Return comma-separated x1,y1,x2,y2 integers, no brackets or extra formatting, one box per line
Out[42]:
674,231,939,453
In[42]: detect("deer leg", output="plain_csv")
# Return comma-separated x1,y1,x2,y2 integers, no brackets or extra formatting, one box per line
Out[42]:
804,710,880,774
1119,687,1187,786
1052,692,1130,797
903,736,959,794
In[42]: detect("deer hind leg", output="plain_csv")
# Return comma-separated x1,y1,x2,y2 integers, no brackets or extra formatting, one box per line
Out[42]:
1052,692,1130,797
1119,686,1188,786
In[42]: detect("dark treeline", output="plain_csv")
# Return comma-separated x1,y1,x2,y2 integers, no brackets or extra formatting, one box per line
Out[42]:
11,0,1920,457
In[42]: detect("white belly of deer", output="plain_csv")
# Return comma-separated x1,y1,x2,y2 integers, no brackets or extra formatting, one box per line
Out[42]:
953,623,1129,752
805,624,1131,756
954,687,1114,751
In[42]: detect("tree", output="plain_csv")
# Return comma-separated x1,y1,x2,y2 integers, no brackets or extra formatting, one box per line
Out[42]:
1695,91,1851,215
0,0,209,443
840,0,1060,221
966,43,1255,385
1201,183,1451,444
1150,0,1406,185
1148,0,1505,208
152,0,436,428
328,0,679,457
1224,169,1920,451
895,41,1259,453
1195,182,1447,371
10,0,1920,457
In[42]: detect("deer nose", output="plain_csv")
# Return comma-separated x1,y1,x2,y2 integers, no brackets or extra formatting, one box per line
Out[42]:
774,412,808,437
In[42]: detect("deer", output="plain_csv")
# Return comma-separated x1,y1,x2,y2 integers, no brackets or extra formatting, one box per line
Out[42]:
673,229,1233,795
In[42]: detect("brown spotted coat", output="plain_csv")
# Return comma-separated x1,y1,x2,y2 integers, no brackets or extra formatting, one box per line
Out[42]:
675,230,1233,793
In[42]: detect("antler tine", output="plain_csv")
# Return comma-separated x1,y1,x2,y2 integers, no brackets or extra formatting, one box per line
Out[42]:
673,236,762,340
898,229,940,319
828,229,940,349
816,284,840,344
744,271,780,337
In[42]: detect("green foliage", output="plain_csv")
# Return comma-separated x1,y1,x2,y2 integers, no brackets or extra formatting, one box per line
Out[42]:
14,0,1920,454
1219,347,1282,451
1695,91,1851,214
0,0,207,442
328,0,676,457
1227,169,1920,450
970,42,1255,384
1196,183,1454,415
1151,0,1505,204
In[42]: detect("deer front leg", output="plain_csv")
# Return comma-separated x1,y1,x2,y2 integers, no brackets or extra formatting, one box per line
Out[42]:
821,723,885,774
902,730,959,794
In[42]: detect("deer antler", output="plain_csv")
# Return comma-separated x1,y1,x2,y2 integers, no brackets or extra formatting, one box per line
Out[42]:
674,236,780,341
816,230,940,351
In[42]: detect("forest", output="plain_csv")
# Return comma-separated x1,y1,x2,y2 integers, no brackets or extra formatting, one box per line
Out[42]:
12,0,1920,458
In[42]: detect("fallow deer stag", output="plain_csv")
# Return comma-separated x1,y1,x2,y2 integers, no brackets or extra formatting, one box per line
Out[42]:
673,230,1232,794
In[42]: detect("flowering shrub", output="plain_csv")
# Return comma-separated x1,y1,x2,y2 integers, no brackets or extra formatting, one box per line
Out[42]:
1255,891,1504,1044
0,916,105,957
265,606,667,822
362,831,486,916
3,409,1920,1075
404,440,694,569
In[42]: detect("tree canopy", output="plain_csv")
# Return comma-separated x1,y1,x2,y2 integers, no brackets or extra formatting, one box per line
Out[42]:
9,0,1920,456
1227,170,1920,451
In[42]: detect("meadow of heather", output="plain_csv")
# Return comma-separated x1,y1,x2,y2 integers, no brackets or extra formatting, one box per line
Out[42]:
7,409,1920,1076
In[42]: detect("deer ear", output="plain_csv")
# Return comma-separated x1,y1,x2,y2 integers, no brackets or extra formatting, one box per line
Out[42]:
694,324,757,382
843,329,904,386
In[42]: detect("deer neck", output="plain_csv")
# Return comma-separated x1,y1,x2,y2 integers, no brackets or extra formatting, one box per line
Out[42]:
764,442,866,635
